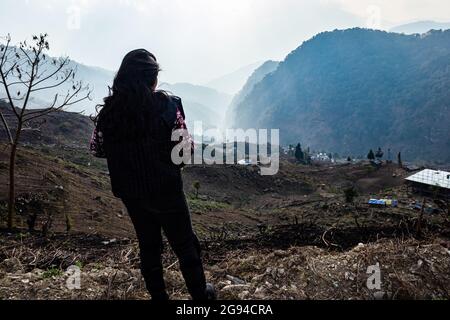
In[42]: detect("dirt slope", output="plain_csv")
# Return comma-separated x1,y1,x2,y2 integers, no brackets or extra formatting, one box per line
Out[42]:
0,144,449,300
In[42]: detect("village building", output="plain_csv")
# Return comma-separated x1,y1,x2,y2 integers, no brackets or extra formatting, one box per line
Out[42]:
405,169,450,198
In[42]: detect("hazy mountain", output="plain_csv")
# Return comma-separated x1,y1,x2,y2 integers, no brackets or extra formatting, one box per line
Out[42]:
206,62,263,95
390,20,450,34
0,48,233,129
0,48,114,116
158,82,232,128
225,60,279,128
231,28,450,163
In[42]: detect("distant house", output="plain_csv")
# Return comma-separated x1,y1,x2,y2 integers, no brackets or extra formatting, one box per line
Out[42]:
311,152,332,163
370,159,383,168
405,169,450,198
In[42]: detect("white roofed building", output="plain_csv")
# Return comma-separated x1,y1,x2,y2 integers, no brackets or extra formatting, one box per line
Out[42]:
405,169,450,198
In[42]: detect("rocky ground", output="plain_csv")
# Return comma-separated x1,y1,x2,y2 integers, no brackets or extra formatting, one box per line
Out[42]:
1,231,449,300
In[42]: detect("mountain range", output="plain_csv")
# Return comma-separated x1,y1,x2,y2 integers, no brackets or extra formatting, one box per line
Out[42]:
205,61,263,95
0,49,238,128
0,51,114,115
230,28,450,163
390,20,450,35
225,60,279,128
2,28,450,163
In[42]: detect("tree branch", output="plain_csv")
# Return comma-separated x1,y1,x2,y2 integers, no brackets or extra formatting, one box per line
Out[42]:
0,35,11,68
19,47,33,65
31,57,69,88
31,69,73,92
0,67,20,118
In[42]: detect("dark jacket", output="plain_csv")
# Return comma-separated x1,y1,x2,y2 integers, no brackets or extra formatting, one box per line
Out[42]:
91,95,187,199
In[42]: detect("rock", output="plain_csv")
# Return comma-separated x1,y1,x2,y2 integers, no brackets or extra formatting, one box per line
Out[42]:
226,275,246,285
238,290,250,300
33,269,44,276
222,284,250,291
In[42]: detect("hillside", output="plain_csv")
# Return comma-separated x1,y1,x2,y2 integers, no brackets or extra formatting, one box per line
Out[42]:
225,60,279,128
0,100,94,147
231,28,450,163
1,141,449,300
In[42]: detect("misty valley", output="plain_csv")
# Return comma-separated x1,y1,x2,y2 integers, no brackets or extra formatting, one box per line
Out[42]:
0,11,449,305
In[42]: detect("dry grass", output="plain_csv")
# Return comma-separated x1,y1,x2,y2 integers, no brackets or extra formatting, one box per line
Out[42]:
0,232,448,300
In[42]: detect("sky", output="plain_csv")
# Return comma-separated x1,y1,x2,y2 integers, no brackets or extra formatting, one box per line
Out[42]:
1,0,449,84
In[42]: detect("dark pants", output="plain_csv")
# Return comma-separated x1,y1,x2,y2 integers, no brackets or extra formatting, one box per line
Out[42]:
122,193,207,300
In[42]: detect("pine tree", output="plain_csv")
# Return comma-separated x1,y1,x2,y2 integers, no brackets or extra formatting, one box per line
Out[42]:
295,143,304,162
367,149,375,161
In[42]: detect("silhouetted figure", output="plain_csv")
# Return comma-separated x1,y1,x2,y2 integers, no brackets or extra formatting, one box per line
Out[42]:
91,49,215,300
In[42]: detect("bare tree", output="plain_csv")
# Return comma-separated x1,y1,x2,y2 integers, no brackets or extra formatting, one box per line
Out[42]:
0,33,91,229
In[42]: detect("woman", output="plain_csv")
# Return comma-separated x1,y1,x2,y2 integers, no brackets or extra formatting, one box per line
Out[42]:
91,49,216,300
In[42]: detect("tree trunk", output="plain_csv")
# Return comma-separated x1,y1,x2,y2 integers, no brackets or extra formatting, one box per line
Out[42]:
7,142,17,229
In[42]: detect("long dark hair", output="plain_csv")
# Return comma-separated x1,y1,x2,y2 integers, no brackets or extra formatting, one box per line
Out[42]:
95,49,168,140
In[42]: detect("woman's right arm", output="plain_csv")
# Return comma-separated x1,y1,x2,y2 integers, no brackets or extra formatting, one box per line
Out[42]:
90,127,106,158
174,100,194,155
